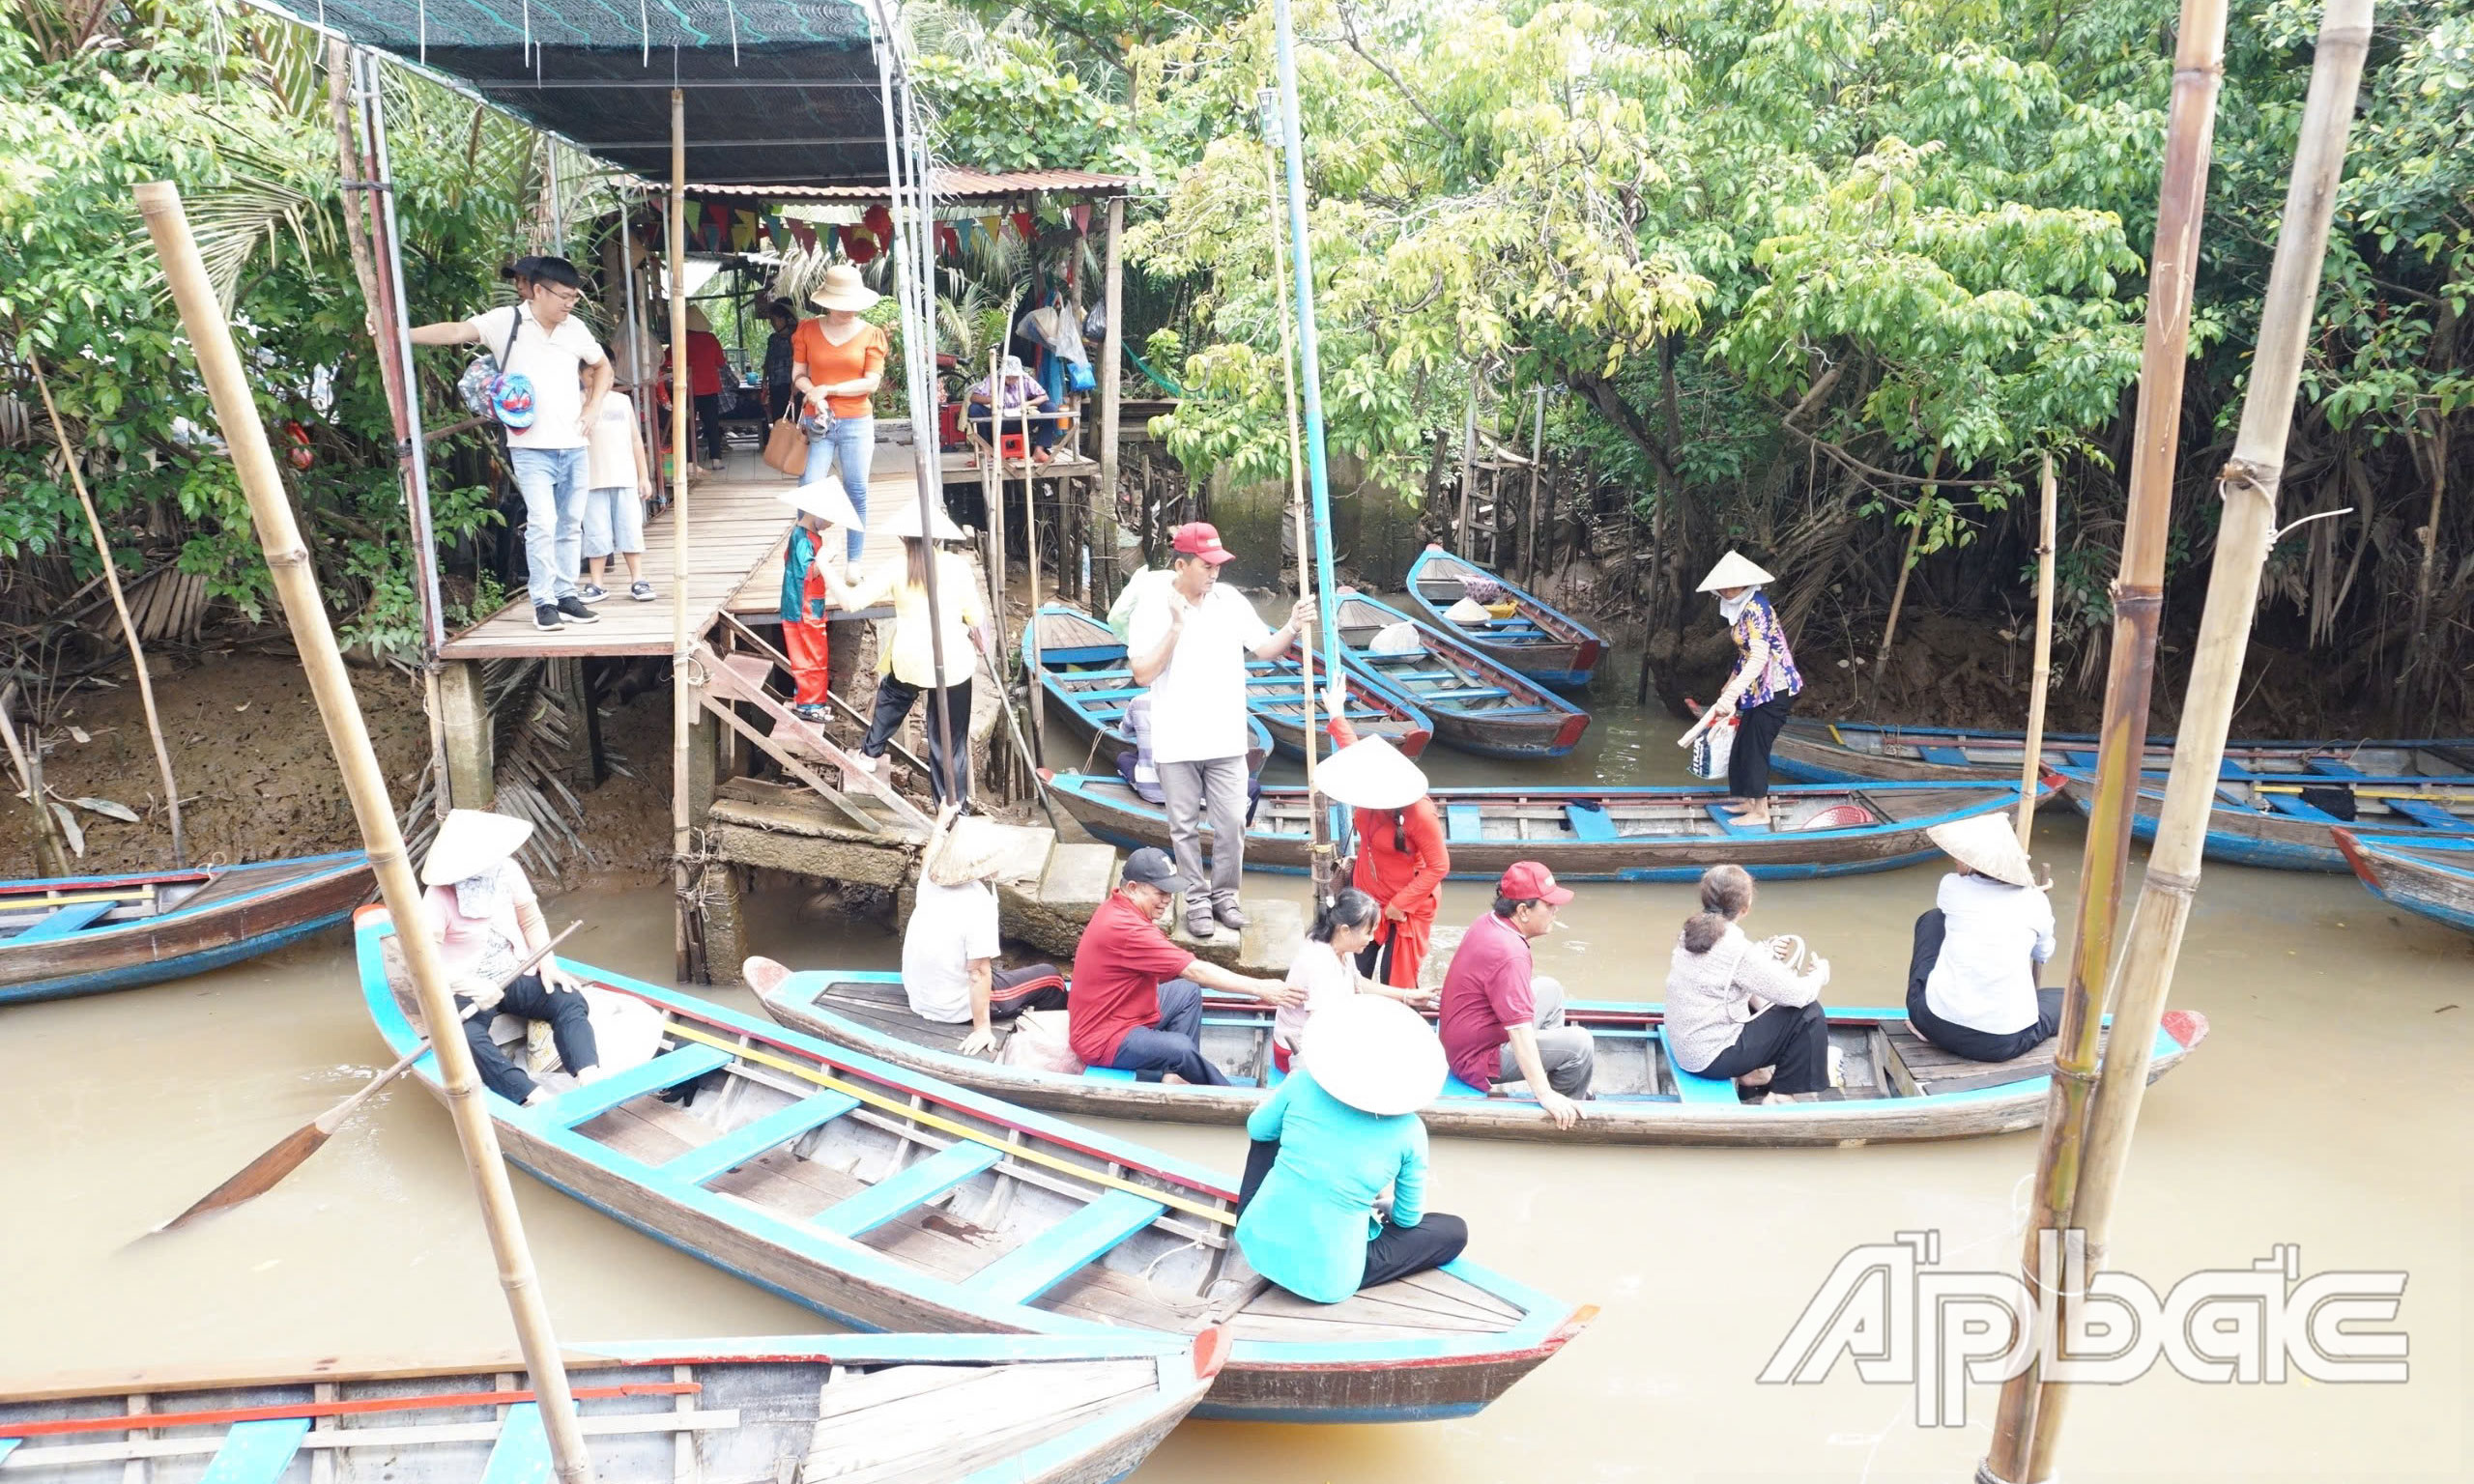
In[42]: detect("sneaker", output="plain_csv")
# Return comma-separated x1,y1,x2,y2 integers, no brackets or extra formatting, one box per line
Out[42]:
629,580,656,602
532,603,562,631
575,583,609,604
789,702,830,725
555,595,600,624
1214,900,1250,930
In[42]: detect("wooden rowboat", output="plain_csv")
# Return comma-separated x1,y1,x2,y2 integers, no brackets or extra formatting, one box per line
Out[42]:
2056,764,2474,871
757,966,2208,1149
1403,547,1605,688
1330,594,1590,759
2335,829,2474,935
0,1331,1220,1483
1,852,371,1006
1772,718,2474,788
1046,771,2059,882
355,907,1588,1425
1022,605,1273,766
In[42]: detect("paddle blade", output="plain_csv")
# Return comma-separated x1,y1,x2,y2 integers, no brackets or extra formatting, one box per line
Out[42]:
155,1123,330,1233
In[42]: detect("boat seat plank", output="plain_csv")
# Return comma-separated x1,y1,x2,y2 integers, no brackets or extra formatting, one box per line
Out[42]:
2261,793,2345,823
1916,746,1971,766
2305,759,2367,777
1658,1034,1740,1104
661,1092,860,1186
196,1418,311,1484
816,1140,1005,1238
1445,804,1483,842
963,1189,1166,1306
1424,686,1511,701
10,899,121,943
532,1043,733,1128
0,1441,15,1463
477,1403,551,1484
1564,804,1620,842
2381,798,2464,829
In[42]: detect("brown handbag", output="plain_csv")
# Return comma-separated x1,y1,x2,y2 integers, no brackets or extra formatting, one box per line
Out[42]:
762,412,810,476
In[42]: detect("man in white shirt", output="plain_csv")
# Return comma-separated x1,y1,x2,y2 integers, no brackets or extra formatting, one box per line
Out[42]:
410,255,611,633
1126,523,1312,938
905,810,1066,1054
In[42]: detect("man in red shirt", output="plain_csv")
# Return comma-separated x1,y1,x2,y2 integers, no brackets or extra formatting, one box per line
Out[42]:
1070,847,1301,1083
1437,861,1593,1128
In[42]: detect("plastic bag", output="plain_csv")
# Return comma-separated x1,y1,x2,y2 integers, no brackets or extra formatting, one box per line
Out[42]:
1689,715,1738,780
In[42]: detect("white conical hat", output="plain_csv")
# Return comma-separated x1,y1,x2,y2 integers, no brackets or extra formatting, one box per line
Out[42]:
776,475,864,530
1926,812,2036,888
420,809,535,885
877,499,965,541
1696,550,1775,592
1301,994,1448,1116
927,816,1012,887
1315,734,1428,812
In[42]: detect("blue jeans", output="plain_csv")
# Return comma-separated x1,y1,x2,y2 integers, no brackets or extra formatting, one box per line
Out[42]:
801,413,874,561
1107,978,1230,1086
507,445,589,606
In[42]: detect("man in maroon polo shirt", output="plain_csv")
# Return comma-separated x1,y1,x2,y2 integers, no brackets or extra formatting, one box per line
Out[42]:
1437,861,1594,1128
1070,847,1301,1083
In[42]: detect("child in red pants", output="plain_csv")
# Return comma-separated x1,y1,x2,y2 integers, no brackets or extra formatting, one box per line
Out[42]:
776,482,861,721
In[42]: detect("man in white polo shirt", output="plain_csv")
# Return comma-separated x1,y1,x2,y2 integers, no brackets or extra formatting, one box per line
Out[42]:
1127,523,1312,938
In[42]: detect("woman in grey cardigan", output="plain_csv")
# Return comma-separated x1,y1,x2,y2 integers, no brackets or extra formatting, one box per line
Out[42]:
1662,865,1833,1100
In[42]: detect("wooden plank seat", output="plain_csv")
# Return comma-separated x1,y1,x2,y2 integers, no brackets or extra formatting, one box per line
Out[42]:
195,1417,311,1484
477,1404,550,1484
530,1044,733,1129
1563,805,1621,842
816,1141,1005,1238
960,1189,1167,1305
10,899,119,943
1916,746,1972,766
1882,1025,2076,1095
661,1090,861,1186
1657,1033,1741,1104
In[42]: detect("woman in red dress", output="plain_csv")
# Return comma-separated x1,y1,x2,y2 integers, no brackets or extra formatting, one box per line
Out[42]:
1320,680,1451,991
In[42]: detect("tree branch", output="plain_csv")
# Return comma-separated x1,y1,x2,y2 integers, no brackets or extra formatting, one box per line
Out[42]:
1335,3,1451,140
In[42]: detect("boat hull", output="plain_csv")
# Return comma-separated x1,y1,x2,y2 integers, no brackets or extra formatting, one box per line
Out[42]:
0,852,372,1005
1404,548,1605,688
2336,831,2474,935
1334,594,1590,759
2058,771,2473,872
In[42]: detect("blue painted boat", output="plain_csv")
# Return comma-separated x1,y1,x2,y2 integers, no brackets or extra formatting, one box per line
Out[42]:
0,1330,1221,1483
2056,764,2474,871
1331,593,1591,759
2336,829,2474,935
1403,547,1606,688
1,851,371,1005
1775,718,2474,789
1021,604,1274,766
354,907,1589,1425
757,963,2207,1148
1047,771,2057,882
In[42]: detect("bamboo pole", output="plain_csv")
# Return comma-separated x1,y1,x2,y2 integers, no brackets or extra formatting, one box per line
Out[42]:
1524,386,1547,585
1982,0,2231,1471
1096,197,1127,609
2019,5,2372,1475
135,178,594,1484
1260,120,1331,899
1454,366,1479,558
26,351,186,866
1270,0,1347,710
668,90,698,981
1021,370,1044,763
2016,453,2058,847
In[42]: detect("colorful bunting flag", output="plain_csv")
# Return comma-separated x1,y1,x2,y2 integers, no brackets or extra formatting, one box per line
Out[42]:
733,210,759,252
1070,204,1091,234
1011,211,1036,243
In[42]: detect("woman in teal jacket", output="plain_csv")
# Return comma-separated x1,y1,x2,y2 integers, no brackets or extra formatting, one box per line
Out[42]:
1233,995,1466,1302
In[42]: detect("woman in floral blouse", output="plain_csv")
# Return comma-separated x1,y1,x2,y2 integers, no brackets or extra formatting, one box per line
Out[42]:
1698,551,1803,826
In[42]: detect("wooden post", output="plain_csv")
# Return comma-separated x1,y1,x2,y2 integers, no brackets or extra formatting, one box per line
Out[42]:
1454,367,1479,558
668,89,701,982
984,351,1007,668
1523,386,1547,586
1982,0,2231,1471
1096,197,1127,612
2016,453,2059,846
26,352,186,866
2018,6,2371,1476
137,177,595,1484
1021,379,1045,762
435,661,495,811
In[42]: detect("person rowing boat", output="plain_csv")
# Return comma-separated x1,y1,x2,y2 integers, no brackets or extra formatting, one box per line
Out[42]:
418,809,601,1106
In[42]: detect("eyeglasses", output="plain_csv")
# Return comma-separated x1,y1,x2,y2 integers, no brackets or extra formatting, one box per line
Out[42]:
538,285,583,306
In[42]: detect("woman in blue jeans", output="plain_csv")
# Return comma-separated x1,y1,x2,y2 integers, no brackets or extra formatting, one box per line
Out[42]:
791,264,889,561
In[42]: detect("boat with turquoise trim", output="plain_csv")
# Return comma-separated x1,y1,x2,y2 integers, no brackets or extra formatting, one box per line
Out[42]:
2335,829,2474,934
1403,547,1606,689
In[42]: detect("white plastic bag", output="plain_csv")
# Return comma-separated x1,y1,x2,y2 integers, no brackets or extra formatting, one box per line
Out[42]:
1689,715,1738,780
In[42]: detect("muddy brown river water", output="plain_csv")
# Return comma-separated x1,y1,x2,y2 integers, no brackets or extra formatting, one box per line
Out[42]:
4,699,2465,1479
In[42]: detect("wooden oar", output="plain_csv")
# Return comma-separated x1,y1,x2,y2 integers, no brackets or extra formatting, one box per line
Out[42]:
155,923,580,1232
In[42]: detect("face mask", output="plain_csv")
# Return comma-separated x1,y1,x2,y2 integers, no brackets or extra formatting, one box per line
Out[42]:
1719,588,1759,625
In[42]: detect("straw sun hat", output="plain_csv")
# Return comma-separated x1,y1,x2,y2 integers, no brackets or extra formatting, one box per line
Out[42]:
928,816,1013,888
810,262,880,313
1314,735,1429,812
1696,550,1776,592
1304,995,1448,1117
775,476,865,530
877,499,966,541
1926,812,2037,888
420,809,534,886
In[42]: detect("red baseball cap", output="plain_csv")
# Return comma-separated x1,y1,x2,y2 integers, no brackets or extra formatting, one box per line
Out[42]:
1170,522,1236,565
1498,861,1573,906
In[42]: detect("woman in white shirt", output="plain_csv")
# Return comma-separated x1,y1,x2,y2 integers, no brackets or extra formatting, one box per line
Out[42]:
418,809,600,1106
1907,813,2059,1062
1275,890,1440,1072
1661,865,1833,1100
821,500,987,805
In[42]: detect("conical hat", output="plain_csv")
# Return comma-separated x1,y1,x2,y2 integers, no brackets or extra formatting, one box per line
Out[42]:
1696,550,1775,592
927,816,1011,888
877,499,965,541
776,475,864,530
1301,994,1447,1116
420,809,535,885
1926,812,2036,888
1314,734,1428,812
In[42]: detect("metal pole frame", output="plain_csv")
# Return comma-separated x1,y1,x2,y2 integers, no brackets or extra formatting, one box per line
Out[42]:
356,47,445,661
669,89,700,981
1270,0,1344,713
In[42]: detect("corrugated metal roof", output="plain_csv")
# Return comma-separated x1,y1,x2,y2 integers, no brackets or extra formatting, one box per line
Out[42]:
685,168,1136,202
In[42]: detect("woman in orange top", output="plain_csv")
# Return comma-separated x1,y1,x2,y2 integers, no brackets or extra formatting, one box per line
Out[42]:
791,263,891,563
1320,681,1452,991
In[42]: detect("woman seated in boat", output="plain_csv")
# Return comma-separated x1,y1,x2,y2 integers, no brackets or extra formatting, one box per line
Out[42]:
419,809,601,1106
1320,681,1452,991
1906,813,2059,1063
1661,865,1833,1102
1274,889,1439,1072
1235,995,1467,1303
907,806,1067,1056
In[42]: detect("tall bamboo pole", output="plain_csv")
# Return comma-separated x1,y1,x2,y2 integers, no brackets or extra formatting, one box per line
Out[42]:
2016,453,2058,847
26,353,186,866
1022,371,1044,762
1524,386,1547,585
1260,115,1330,899
668,90,697,980
1095,198,1127,609
1270,0,1344,691
2021,5,2372,1475
1983,0,2231,1471
136,178,594,1484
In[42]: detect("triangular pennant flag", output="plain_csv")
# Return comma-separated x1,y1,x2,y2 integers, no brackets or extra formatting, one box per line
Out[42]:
1012,211,1036,243
766,217,789,250
787,218,817,251
935,222,961,259
955,217,978,251
733,210,759,251
1070,203,1091,234
978,214,1003,243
